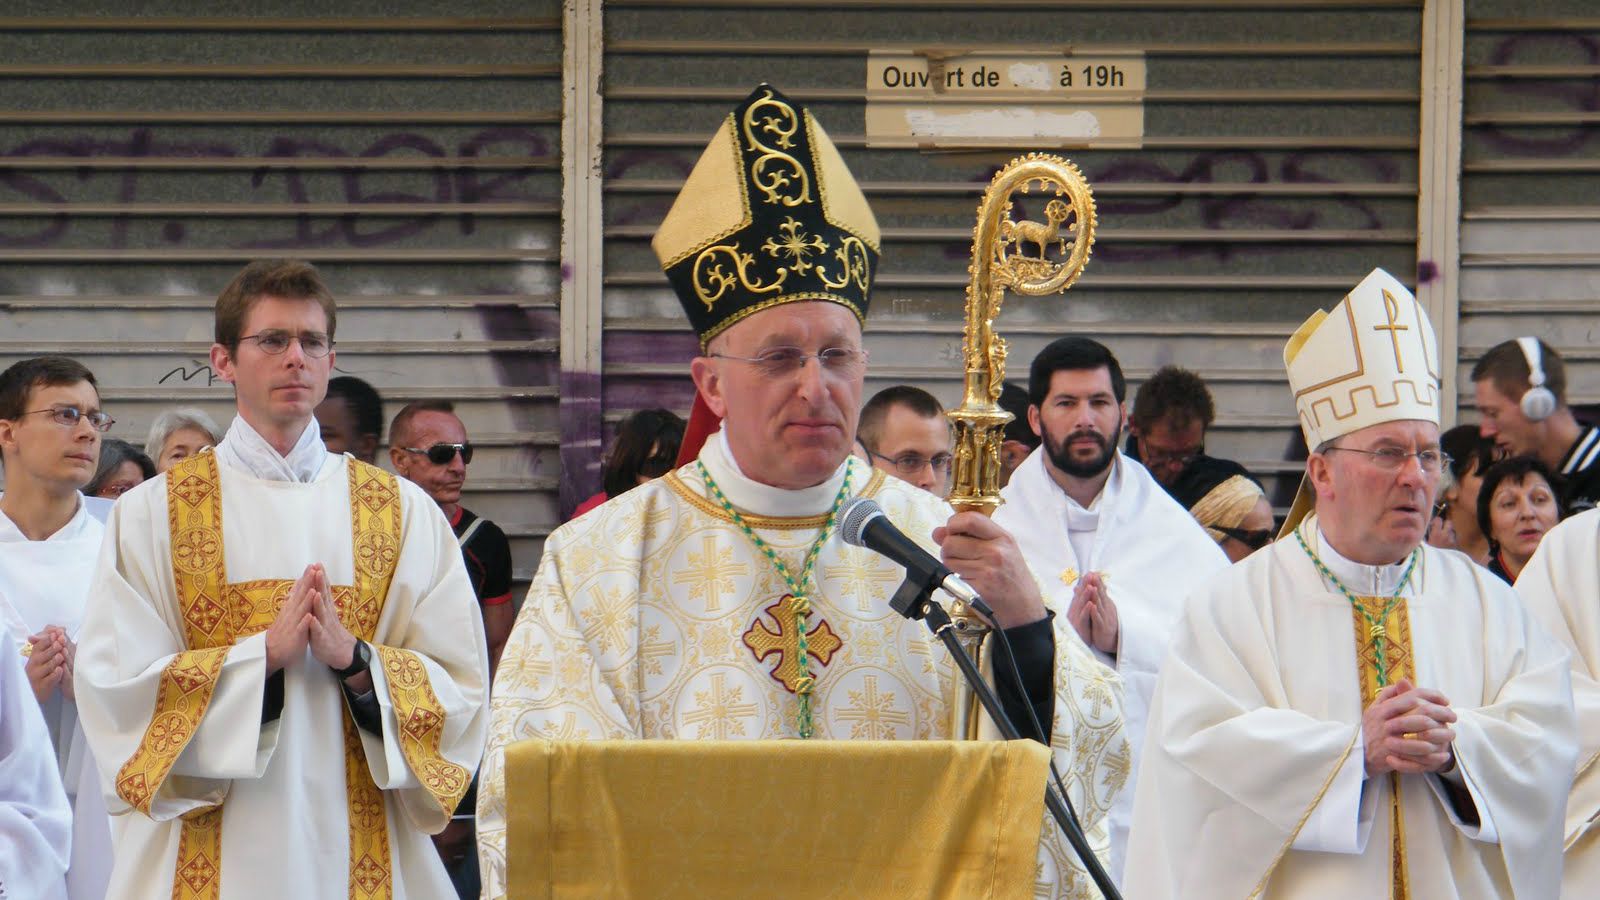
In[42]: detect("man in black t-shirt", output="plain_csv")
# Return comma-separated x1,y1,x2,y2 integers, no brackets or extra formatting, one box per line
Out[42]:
389,399,513,900
451,505,513,611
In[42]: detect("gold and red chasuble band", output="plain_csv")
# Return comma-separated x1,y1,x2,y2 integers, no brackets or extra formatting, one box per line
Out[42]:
117,452,405,900
374,645,471,814
342,460,405,898
114,646,230,816
1349,595,1416,900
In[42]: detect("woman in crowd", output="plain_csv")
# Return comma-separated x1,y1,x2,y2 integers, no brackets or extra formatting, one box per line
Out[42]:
1187,469,1274,563
85,438,156,500
143,407,224,473
1428,424,1496,565
570,408,686,519
1477,455,1563,583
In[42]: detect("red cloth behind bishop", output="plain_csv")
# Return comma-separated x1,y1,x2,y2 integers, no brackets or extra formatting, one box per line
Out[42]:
675,393,721,467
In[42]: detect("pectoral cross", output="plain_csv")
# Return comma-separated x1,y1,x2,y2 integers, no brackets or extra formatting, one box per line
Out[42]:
741,594,842,694
1374,289,1410,372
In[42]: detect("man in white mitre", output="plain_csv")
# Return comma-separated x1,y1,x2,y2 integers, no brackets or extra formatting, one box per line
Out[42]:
0,356,115,899
479,84,1129,900
994,336,1229,885
74,260,490,899
1123,268,1577,899
1512,509,1600,894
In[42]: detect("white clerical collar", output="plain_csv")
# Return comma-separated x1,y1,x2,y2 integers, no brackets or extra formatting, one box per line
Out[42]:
215,414,329,484
698,427,854,517
0,493,92,543
1312,520,1417,595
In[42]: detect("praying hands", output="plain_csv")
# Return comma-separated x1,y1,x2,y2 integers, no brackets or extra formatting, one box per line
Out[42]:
24,624,75,704
1362,678,1458,777
264,564,370,692
1066,571,1119,656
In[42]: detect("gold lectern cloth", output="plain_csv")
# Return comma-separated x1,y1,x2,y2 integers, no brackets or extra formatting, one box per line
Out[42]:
506,738,1052,899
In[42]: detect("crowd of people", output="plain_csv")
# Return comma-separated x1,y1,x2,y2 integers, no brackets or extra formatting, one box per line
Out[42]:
3,82,1598,900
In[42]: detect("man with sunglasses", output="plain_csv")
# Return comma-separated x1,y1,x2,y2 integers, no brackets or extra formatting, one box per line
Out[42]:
0,356,115,899
993,336,1229,886
74,260,489,900
389,400,509,900
1127,270,1576,899
479,86,1130,900
857,385,954,497
389,399,513,671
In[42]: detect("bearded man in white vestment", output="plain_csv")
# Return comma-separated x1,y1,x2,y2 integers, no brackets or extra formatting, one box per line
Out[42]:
74,260,490,900
1124,268,1577,900
478,84,1130,900
0,356,115,899
994,336,1228,885
1512,507,1600,895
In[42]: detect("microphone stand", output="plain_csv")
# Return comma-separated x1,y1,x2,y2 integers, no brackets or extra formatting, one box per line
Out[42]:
890,573,1124,900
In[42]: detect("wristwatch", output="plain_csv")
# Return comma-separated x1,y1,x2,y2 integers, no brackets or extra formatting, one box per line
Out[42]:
332,640,371,680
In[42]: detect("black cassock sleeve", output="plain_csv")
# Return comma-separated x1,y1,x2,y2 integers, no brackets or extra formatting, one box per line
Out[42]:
992,610,1056,744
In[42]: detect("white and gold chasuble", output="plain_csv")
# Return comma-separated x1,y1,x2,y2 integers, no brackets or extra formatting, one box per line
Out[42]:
75,448,490,900
1124,515,1577,900
480,435,1130,900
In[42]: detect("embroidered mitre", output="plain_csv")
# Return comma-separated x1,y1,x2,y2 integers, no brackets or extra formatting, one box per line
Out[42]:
650,83,880,347
1284,267,1441,450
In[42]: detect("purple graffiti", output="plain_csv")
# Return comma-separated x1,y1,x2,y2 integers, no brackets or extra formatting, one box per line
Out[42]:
1478,31,1600,157
0,127,555,249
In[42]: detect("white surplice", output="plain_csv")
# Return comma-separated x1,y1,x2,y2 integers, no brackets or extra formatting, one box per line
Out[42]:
74,418,490,900
995,449,1229,883
478,430,1132,900
1512,507,1600,896
1125,514,1577,899
0,493,112,900
0,634,72,900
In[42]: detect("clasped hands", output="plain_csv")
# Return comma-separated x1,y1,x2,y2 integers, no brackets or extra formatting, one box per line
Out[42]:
1363,678,1457,777
25,624,76,704
265,563,370,692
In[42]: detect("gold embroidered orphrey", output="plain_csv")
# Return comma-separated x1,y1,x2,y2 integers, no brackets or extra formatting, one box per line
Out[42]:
114,452,467,900
1350,594,1417,900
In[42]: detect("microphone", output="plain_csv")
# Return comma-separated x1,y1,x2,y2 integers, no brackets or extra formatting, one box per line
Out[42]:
837,497,993,617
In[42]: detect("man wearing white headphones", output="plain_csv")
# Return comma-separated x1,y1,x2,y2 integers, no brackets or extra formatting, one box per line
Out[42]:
1472,337,1600,515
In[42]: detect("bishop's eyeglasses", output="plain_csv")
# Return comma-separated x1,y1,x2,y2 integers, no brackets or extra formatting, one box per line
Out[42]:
1322,446,1451,473
708,347,869,380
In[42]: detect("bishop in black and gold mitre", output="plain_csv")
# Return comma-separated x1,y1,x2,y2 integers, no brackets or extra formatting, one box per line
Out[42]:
651,84,882,347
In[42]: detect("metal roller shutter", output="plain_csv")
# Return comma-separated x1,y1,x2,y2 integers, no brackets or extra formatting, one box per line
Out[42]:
0,6,562,592
1460,2,1600,415
598,0,1427,513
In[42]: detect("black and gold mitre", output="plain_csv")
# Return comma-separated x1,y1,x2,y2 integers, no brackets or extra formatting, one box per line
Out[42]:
651,84,881,346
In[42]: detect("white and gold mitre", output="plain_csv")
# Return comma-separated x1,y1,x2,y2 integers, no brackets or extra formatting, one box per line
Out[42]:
1284,268,1440,450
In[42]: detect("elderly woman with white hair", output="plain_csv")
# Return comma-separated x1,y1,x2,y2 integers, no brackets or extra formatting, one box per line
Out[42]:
143,406,224,472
